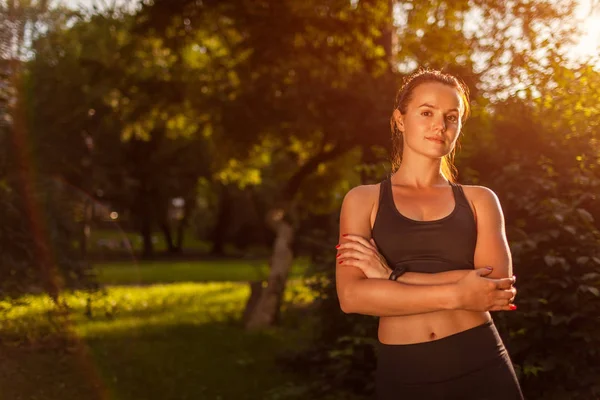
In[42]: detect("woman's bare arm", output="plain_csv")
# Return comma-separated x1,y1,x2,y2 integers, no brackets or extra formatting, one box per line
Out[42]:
395,270,470,286
467,186,513,279
335,185,514,317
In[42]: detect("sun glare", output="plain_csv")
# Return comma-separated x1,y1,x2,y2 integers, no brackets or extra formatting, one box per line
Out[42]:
571,0,600,61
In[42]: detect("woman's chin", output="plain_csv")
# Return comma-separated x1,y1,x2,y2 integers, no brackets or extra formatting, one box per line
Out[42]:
418,148,452,159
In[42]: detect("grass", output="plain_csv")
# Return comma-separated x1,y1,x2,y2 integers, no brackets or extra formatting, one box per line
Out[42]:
0,281,319,400
93,258,310,285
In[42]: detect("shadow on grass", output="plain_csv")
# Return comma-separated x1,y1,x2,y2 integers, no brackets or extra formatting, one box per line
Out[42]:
0,321,306,400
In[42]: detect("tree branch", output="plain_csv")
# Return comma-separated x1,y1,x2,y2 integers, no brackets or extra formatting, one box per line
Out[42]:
283,142,350,201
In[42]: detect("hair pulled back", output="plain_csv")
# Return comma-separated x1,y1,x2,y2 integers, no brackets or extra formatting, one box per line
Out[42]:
390,69,471,182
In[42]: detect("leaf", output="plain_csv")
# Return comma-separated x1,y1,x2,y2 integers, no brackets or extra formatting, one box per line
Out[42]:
522,364,545,377
544,255,556,267
577,256,590,265
553,213,564,223
576,208,594,223
579,285,600,297
582,272,600,281
551,315,570,326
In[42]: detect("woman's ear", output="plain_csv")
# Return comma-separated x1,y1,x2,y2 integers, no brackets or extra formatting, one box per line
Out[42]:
392,109,404,133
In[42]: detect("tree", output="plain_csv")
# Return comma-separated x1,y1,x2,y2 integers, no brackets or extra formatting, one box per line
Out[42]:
137,0,396,329
136,0,580,329
0,1,90,303
26,8,212,257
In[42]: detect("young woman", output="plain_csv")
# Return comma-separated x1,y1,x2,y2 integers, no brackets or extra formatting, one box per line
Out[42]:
335,69,524,399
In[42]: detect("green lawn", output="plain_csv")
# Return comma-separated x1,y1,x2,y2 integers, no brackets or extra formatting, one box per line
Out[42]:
93,258,310,285
0,281,318,400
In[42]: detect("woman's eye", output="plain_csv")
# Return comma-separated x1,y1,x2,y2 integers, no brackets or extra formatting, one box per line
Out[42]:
447,115,458,122
421,111,432,116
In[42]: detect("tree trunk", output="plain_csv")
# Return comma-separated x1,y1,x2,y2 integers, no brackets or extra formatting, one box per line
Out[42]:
174,196,192,252
245,207,294,330
80,198,92,258
242,280,264,325
140,220,154,258
243,145,349,330
210,183,231,256
160,221,176,253
175,219,186,252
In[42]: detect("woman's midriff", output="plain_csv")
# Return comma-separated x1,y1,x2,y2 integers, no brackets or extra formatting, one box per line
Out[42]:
378,310,491,345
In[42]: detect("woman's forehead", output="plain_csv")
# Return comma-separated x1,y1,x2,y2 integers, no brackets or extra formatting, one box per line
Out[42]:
409,82,463,111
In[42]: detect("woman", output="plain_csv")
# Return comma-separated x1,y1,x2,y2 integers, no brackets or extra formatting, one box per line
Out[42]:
335,69,524,399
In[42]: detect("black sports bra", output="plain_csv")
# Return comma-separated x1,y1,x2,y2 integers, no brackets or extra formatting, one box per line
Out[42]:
371,177,477,273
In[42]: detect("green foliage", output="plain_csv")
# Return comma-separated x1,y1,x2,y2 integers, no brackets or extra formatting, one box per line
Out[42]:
0,177,92,302
491,166,600,398
138,0,397,198
472,96,600,398
25,10,213,256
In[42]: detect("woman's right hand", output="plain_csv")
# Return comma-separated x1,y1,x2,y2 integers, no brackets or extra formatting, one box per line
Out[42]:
455,267,517,312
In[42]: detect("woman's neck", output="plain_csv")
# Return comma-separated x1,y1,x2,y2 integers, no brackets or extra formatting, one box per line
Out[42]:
392,154,447,188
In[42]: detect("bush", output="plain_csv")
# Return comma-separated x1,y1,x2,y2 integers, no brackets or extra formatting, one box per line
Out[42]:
489,160,600,399
0,176,94,306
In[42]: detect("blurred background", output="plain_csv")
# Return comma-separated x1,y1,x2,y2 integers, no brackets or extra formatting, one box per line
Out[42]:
1,0,599,399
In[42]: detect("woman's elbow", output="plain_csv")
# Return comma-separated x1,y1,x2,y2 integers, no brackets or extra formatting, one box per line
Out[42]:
339,298,355,314
337,284,359,314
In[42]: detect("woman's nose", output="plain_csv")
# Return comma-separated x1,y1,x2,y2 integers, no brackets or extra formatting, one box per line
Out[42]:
432,115,446,132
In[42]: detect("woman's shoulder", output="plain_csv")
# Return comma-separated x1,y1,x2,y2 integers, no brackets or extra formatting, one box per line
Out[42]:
460,185,504,215
460,185,500,202
341,183,381,210
340,183,382,227
344,183,381,201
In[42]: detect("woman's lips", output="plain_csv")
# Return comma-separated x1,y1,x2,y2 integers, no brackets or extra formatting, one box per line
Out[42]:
425,137,445,144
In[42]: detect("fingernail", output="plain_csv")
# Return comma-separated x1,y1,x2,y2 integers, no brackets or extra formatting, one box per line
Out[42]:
339,260,344,264
335,244,340,249
336,254,341,258
509,304,517,310
342,234,348,237
512,275,517,281
486,266,493,270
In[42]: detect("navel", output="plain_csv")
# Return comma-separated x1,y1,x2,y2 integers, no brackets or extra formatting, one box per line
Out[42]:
429,331,437,340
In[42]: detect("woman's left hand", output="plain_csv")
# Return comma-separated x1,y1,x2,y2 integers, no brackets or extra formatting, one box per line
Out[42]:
336,234,392,279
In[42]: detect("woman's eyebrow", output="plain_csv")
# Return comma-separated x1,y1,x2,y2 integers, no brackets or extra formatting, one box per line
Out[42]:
418,103,459,112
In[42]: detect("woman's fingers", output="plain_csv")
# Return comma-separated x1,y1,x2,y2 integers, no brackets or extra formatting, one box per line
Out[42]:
341,234,377,252
337,241,378,256
338,249,371,262
370,238,379,250
338,258,367,270
492,289,514,303
493,298,512,307
489,304,514,311
493,277,516,290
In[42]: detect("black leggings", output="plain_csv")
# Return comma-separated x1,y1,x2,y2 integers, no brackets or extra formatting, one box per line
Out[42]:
375,321,524,400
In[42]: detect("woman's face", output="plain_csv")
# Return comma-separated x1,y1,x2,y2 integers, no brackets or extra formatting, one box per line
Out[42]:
393,82,464,160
